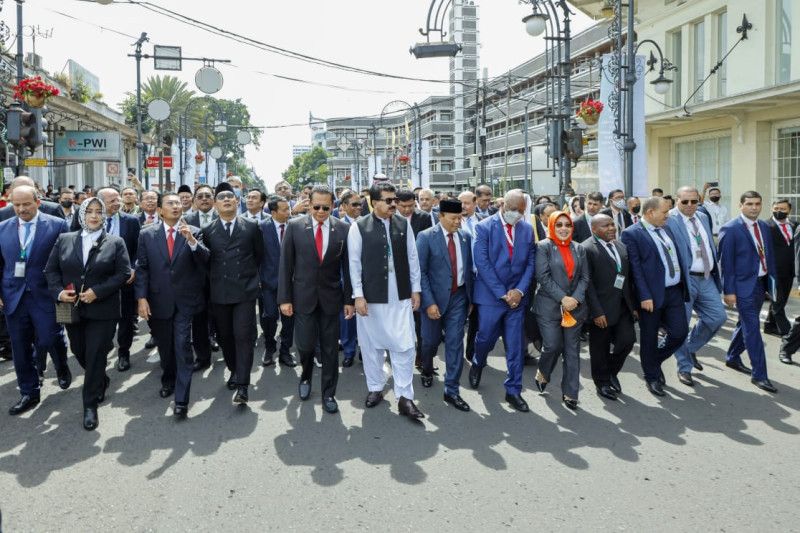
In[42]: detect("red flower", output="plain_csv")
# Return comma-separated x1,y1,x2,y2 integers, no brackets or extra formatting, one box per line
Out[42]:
12,76,60,101
577,98,604,118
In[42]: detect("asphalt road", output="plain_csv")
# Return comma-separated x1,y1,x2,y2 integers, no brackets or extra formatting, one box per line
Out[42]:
1,303,799,531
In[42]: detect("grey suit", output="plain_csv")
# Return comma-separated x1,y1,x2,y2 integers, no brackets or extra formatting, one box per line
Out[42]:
534,239,589,399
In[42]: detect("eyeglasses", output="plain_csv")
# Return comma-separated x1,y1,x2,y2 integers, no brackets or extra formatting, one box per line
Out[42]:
349,202,362,207
195,193,213,199
379,197,397,204
312,205,331,211
216,192,235,200
680,199,699,205
555,222,573,228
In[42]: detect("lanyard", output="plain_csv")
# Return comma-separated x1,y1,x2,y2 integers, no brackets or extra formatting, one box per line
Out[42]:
651,228,673,256
502,219,514,248
596,237,621,273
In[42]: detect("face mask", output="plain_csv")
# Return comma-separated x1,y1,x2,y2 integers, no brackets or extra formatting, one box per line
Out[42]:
773,211,789,221
631,205,640,214
233,188,242,199
60,200,73,208
613,199,626,210
502,209,522,225
709,196,720,203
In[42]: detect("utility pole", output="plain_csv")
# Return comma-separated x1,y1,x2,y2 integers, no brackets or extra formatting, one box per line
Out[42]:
132,32,149,189
503,71,511,193
480,81,487,189
14,0,24,176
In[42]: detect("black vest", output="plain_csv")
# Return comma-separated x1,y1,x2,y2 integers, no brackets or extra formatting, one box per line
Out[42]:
356,213,412,303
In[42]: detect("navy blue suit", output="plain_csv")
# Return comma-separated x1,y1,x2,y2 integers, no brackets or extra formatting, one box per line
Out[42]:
620,221,690,382
337,215,358,360
417,224,473,396
135,223,209,405
472,214,535,395
719,216,777,381
0,213,69,396
258,217,294,360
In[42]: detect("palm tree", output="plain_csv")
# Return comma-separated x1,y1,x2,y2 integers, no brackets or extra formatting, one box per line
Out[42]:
119,75,204,141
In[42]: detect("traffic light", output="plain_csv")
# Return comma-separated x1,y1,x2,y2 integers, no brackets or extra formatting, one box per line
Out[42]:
6,102,47,155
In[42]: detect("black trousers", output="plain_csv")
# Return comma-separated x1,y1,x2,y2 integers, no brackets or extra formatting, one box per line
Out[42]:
588,308,636,386
213,300,257,386
413,310,423,362
780,316,800,357
258,295,294,357
66,319,116,408
190,307,212,366
765,275,793,335
150,309,197,405
117,286,136,357
524,305,541,346
465,305,479,360
294,307,339,399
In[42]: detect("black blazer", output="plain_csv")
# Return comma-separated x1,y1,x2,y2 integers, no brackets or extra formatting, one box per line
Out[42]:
277,214,353,315
133,223,210,319
767,219,796,280
600,207,633,231
44,231,130,320
69,211,140,266
183,209,218,229
572,216,592,244
581,236,636,325
200,216,264,305
409,209,433,237
0,200,64,222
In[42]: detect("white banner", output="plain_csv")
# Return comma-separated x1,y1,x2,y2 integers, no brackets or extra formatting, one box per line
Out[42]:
367,155,383,185
598,54,648,197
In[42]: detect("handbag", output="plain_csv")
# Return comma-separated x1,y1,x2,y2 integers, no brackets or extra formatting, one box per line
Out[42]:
55,301,79,324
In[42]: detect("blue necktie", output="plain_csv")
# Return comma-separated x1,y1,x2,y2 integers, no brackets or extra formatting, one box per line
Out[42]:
22,222,32,257
106,217,113,233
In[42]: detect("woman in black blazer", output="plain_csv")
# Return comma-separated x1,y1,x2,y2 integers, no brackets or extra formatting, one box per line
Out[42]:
533,211,590,410
45,198,130,431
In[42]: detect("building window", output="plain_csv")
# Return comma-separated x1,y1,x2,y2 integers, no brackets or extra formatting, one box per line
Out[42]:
717,11,727,97
441,161,454,171
693,20,705,103
673,134,731,208
776,127,800,221
670,29,683,107
440,111,453,121
778,0,792,83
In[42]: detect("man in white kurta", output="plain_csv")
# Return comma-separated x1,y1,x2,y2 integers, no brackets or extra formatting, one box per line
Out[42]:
348,182,424,419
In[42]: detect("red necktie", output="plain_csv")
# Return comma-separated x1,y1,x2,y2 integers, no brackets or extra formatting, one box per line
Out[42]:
315,223,323,263
752,222,767,272
781,223,791,245
505,223,514,259
279,223,285,242
167,227,175,260
448,233,458,294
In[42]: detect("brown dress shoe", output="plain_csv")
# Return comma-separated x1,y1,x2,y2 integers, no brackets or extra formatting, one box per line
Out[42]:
398,397,425,419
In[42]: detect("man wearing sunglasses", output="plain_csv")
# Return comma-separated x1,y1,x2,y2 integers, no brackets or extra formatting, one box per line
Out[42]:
200,182,264,405
278,185,353,414
337,190,362,367
348,182,425,420
666,186,725,387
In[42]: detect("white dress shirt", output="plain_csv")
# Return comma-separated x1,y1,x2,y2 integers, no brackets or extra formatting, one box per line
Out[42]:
642,220,681,287
740,214,768,277
245,210,265,221
442,229,464,286
17,212,39,257
80,229,103,265
163,222,197,251
679,212,714,274
220,217,237,236
773,217,794,246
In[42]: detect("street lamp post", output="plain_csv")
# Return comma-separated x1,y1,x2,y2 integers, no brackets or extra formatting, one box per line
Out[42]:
132,32,149,189
379,101,422,188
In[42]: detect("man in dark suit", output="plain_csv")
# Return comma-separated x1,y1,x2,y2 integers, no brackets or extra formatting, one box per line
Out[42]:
719,191,778,393
620,196,690,397
258,195,296,368
134,192,209,418
336,190,362,367
94,187,141,372
778,229,800,364
201,182,264,404
56,187,76,227
666,186,726,386
0,177,65,222
277,185,354,414
474,184,497,217
138,190,160,227
243,189,268,222
582,214,636,401
0,186,71,415
601,189,633,238
417,199,473,412
459,191,484,364
572,191,604,243
183,185,218,230
764,198,795,336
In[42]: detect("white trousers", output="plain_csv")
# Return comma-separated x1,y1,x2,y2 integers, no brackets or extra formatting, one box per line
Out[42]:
361,341,415,401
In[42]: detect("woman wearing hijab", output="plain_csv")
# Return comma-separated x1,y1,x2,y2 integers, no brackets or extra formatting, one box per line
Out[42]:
45,197,130,430
533,211,590,410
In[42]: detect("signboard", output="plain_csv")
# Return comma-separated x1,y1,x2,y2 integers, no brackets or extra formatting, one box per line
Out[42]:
54,131,122,162
146,156,173,169
154,45,182,71
106,162,120,178
24,158,47,167
68,59,100,94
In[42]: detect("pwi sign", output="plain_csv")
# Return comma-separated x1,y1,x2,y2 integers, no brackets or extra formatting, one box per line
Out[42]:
54,131,122,162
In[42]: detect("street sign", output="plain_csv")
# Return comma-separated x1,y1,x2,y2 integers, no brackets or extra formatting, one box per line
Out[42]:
24,158,47,167
154,45,182,71
106,162,120,177
146,156,173,169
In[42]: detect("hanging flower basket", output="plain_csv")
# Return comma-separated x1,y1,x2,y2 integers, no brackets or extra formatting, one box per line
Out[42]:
13,76,60,108
577,98,603,126
397,154,410,165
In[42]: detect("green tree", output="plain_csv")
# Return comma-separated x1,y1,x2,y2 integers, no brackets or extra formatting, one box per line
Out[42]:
281,146,330,186
118,75,198,140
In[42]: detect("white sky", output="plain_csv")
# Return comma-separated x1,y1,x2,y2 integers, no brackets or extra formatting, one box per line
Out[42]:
10,0,596,189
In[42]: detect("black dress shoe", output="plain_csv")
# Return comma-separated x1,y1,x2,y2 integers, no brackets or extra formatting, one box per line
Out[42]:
233,386,249,404
562,396,579,410
226,376,237,391
677,372,694,387
322,397,338,414
763,326,781,337
690,353,704,371
97,375,110,404
9,394,40,415
261,351,275,367
145,337,157,350
342,356,354,368
646,380,666,397
658,369,666,385
420,374,433,388
279,353,297,367
174,403,188,420
298,380,311,401
398,397,425,419
468,364,482,389
596,385,618,401
0,345,12,360
609,375,622,394
365,391,383,408
210,338,220,352
751,378,777,393
38,372,44,387
443,393,470,412
116,355,131,372
505,393,529,412
192,361,211,373
83,407,98,431
726,360,752,375
779,353,793,365
523,353,539,366
57,367,72,390
159,386,174,398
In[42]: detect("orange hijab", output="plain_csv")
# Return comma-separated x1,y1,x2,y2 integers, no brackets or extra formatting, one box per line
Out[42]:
548,211,575,280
